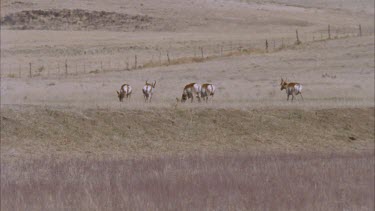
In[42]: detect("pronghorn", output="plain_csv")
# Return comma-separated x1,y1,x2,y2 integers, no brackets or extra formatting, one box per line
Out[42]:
280,78,303,101
177,83,201,103
116,83,132,102
142,80,156,102
200,83,216,102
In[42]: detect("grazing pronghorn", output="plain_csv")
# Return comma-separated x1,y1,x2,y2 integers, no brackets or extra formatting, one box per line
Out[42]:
142,80,156,102
177,83,201,103
280,78,303,101
200,83,216,102
116,83,132,102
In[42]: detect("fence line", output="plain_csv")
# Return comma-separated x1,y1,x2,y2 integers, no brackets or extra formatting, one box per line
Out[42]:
1,25,372,78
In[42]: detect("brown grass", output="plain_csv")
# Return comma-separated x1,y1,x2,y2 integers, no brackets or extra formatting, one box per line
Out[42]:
1,152,373,210
1,106,374,159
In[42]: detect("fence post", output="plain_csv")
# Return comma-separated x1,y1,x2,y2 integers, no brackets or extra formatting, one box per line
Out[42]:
167,51,170,65
29,62,32,77
265,40,268,52
159,50,162,65
296,29,300,44
358,24,362,36
328,24,331,39
65,60,68,77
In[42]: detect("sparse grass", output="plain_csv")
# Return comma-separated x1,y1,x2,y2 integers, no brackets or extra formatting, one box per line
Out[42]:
1,152,373,210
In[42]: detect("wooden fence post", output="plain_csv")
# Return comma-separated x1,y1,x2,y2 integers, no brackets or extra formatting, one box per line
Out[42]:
29,62,32,77
265,40,268,52
65,60,68,77
358,24,362,36
159,50,162,65
328,24,331,39
296,29,300,44
167,51,170,65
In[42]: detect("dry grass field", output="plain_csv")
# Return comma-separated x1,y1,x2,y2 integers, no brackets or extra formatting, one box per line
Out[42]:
1,0,374,210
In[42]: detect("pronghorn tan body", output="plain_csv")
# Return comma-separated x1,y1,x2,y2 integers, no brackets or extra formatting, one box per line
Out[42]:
200,83,216,102
179,83,201,103
116,83,132,102
280,78,303,101
142,80,156,102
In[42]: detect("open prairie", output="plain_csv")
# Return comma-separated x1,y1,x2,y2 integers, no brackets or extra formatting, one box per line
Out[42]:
1,0,374,210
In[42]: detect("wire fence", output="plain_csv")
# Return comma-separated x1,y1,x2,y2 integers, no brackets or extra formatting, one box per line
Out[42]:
1,24,372,79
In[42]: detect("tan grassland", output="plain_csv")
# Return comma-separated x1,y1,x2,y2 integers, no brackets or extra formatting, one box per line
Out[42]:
1,0,374,210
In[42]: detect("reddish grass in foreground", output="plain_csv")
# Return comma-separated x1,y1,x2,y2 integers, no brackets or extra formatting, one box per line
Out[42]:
1,152,374,211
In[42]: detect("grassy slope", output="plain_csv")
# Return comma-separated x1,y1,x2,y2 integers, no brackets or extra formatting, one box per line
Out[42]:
1,106,373,159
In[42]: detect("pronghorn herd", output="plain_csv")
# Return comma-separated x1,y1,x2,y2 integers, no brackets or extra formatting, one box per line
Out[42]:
116,78,303,102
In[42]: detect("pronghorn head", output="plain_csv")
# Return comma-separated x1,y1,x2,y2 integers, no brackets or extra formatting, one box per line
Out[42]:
116,90,125,102
280,78,288,90
180,93,187,103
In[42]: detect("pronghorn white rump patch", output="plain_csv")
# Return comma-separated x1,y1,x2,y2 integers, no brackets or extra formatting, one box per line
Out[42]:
121,84,132,94
142,80,156,102
201,83,216,102
180,83,201,103
117,83,132,101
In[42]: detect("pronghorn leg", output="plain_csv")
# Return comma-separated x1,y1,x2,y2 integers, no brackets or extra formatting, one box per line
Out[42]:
287,94,289,101
300,93,304,101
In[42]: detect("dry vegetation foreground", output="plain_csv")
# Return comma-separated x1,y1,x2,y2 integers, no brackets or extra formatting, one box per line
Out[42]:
1,152,374,210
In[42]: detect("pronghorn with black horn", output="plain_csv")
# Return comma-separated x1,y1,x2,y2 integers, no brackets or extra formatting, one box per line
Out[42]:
177,83,201,103
200,83,216,103
142,80,156,102
116,83,132,102
280,78,303,101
